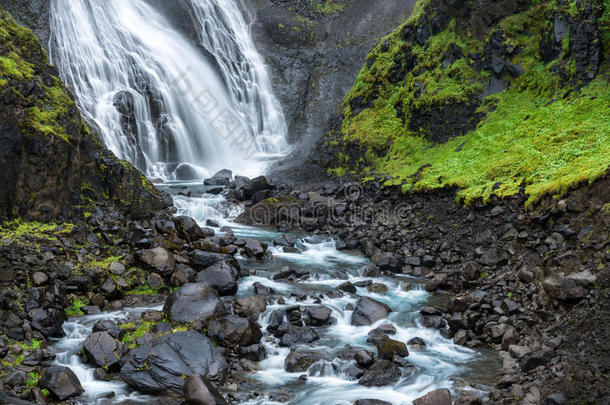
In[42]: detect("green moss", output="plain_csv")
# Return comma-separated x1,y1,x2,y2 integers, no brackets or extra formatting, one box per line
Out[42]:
0,220,75,246
310,0,346,14
332,0,610,207
121,321,154,349
65,297,88,317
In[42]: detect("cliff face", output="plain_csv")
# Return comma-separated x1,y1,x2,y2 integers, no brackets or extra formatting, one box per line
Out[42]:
327,0,609,206
0,11,170,220
244,0,418,185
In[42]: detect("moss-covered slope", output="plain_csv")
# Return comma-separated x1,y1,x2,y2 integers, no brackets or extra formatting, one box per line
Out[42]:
329,0,609,206
0,10,169,220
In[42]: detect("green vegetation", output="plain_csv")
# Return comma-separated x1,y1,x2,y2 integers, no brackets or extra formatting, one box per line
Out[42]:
65,297,88,317
121,322,154,348
310,0,346,14
0,11,74,143
0,220,75,246
331,0,610,207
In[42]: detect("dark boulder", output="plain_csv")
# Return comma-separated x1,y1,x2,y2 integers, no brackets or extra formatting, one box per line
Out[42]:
204,169,233,186
120,331,228,394
184,374,228,405
358,359,401,387
284,348,328,372
376,337,408,360
29,307,65,337
207,315,262,347
137,247,175,275
413,388,452,405
233,295,267,320
82,331,121,369
242,239,268,259
351,297,391,326
196,261,238,296
93,320,121,339
303,306,332,326
279,326,319,347
175,216,211,241
354,400,392,405
163,283,225,324
40,366,84,400
241,176,273,199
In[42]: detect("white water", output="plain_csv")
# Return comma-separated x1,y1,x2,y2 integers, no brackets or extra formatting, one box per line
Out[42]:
49,0,287,180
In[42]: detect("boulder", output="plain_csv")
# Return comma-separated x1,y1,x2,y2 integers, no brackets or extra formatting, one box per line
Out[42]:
303,306,332,326
233,296,267,320
279,326,319,347
40,366,84,400
184,374,228,405
376,337,409,360
273,234,295,247
121,331,228,394
242,239,267,259
137,247,175,275
237,344,266,362
413,388,452,405
163,283,225,324
29,307,65,337
207,315,262,347
253,282,275,296
93,320,121,339
204,169,233,186
358,359,401,387
175,216,212,241
32,271,49,286
196,261,238,296
354,400,392,405
407,337,427,351
351,297,391,326
241,176,273,199
82,331,121,369
338,281,357,294
284,348,328,372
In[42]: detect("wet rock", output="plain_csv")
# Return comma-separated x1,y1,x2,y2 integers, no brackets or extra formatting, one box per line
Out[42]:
274,234,295,247
407,337,427,351
171,264,197,286
207,315,262,347
163,283,226,324
32,271,49,286
508,344,531,359
82,331,121,369
204,169,233,186
279,326,319,347
93,320,121,339
137,247,175,275
237,344,266,362
353,400,392,405
196,261,238,296
413,388,452,405
175,216,211,241
303,306,332,326
242,239,268,259
362,265,381,277
354,349,375,367
29,307,65,338
358,359,401,387
351,297,391,326
367,283,388,294
234,295,267,321
142,310,165,323
273,266,308,281
253,282,275,296
376,337,408,360
338,281,357,294
40,366,84,400
121,331,228,394
184,374,227,405
284,348,328,372
241,176,273,199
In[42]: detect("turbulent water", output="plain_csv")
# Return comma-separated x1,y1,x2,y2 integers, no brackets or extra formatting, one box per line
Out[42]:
49,0,287,180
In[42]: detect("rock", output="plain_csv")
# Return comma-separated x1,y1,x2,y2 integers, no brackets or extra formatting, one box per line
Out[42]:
413,388,452,405
303,306,332,326
29,307,65,337
284,348,328,372
171,264,196,286
196,261,238,296
407,337,427,351
478,248,508,266
93,320,121,339
367,283,388,294
121,331,228,394
82,331,121,369
241,176,273,199
100,277,121,300
142,310,165,323
354,400,392,405
351,297,391,326
376,337,408,360
279,326,319,347
32,271,49,286
204,169,233,186
518,267,534,283
358,359,401,387
40,366,84,400
500,298,520,315
362,265,381,277
273,234,295,247
207,315,262,347
138,247,175,275
338,281,357,293
191,251,224,270
242,239,267,259
509,345,531,359
521,350,552,372
545,392,567,405
147,273,164,290
175,216,213,241
233,296,267,321
462,262,481,280
184,374,227,405
163,283,226,324
354,349,375,367
109,261,126,275
237,344,266,362
253,282,274,296
543,271,595,300
5,370,26,388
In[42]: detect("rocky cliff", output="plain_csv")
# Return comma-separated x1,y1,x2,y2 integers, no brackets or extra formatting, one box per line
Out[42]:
327,0,609,206
0,10,170,220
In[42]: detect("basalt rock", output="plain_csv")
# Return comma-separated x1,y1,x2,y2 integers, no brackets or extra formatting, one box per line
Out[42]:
351,297,391,326
39,366,84,401
163,282,226,324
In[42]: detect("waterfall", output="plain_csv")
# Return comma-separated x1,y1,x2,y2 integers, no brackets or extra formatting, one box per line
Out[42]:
49,0,288,180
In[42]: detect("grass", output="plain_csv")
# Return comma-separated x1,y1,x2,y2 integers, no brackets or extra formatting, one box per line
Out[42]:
330,0,610,206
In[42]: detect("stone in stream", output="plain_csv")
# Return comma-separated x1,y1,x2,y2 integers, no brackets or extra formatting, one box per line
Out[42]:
204,169,233,186
175,215,213,241
376,337,409,360
351,297,392,326
279,325,320,347
242,238,268,259
233,295,267,320
353,400,392,405
206,315,262,347
82,331,122,369
253,281,275,296
338,281,357,293
407,337,427,351
273,234,295,247
39,366,84,400
184,374,228,405
284,348,329,372
237,344,267,362
121,331,228,394
358,359,401,387
195,261,238,296
303,305,332,326
163,282,226,324
413,388,452,405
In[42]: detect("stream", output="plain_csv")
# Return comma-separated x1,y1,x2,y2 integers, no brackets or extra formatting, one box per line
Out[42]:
49,182,498,405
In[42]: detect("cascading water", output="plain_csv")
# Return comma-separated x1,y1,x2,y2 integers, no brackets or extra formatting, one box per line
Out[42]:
49,0,288,180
